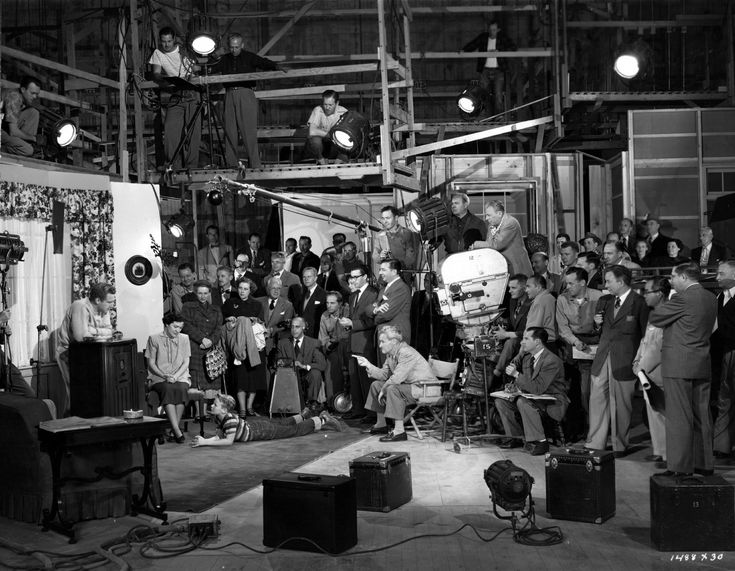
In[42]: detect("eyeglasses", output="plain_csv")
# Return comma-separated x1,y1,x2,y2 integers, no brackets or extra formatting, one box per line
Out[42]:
348,274,364,280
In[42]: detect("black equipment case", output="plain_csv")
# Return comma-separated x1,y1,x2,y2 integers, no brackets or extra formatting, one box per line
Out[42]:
349,451,412,512
545,447,615,523
262,472,357,553
650,473,735,551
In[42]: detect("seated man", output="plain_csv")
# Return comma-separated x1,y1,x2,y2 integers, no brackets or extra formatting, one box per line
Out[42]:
495,327,570,455
1,76,41,157
354,325,437,442
491,273,531,383
190,393,341,447
305,89,348,165
276,317,326,408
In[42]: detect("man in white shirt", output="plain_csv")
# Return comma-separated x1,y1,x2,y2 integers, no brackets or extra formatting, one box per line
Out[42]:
305,89,348,164
149,27,200,169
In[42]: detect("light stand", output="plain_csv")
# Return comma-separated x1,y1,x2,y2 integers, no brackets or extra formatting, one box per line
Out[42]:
0,232,28,391
34,224,53,389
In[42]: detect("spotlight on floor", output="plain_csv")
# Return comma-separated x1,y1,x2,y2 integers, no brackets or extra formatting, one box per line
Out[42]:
164,211,194,239
456,85,485,119
330,111,370,158
484,459,534,516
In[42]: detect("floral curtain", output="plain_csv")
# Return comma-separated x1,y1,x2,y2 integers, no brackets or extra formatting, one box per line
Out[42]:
0,180,114,299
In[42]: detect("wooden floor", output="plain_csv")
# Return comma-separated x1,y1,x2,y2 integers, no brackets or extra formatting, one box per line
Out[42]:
1,421,734,570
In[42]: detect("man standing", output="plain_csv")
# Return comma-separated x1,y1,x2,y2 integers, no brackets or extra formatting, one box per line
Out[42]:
277,317,327,409
462,20,516,115
618,218,635,255
337,241,362,290
691,227,728,269
306,89,348,164
318,291,350,399
232,251,250,284
586,266,648,455
372,205,421,282
530,252,562,295
525,274,557,346
264,251,300,297
149,27,200,169
580,252,603,290
648,263,717,476
170,262,197,313
472,200,532,276
713,260,735,459
1,75,41,157
283,238,297,272
645,214,672,259
355,326,437,442
290,267,327,338
339,266,379,421
197,225,233,284
374,259,412,352
496,327,569,455
260,276,294,363
56,283,116,414
212,266,236,307
443,192,487,255
244,232,271,282
212,33,277,168
292,235,321,277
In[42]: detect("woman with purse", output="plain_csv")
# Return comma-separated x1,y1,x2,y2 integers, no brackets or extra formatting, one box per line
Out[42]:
146,313,191,443
222,278,266,417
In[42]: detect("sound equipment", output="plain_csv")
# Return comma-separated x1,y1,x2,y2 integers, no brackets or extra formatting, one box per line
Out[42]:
262,472,357,553
51,200,65,254
650,473,735,551
545,447,615,523
268,367,303,415
349,451,412,512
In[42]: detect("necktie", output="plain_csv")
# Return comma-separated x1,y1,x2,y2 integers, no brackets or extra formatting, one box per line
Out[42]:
303,288,311,309
614,296,621,317
294,339,301,358
700,246,709,266
724,290,732,306
223,290,230,303
353,291,360,311
269,299,275,310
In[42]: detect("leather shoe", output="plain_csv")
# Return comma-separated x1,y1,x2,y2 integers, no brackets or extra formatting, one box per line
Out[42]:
498,438,523,449
364,425,389,435
644,454,663,462
379,430,408,442
525,440,549,456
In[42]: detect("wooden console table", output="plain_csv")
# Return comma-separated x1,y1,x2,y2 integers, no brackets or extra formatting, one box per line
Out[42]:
38,416,168,543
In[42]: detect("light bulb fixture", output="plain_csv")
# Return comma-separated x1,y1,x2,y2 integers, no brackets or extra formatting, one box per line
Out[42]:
405,195,450,239
613,37,652,81
613,54,640,79
329,111,370,158
456,84,486,119
484,460,534,515
188,11,218,56
0,232,28,265
53,119,78,147
164,210,194,239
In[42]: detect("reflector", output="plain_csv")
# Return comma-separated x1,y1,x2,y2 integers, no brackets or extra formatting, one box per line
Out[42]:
404,195,450,238
188,13,218,56
456,85,486,119
53,119,78,147
164,211,194,238
329,111,370,157
614,54,640,79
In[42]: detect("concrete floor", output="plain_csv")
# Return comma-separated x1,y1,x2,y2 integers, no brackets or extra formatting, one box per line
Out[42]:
2,423,734,571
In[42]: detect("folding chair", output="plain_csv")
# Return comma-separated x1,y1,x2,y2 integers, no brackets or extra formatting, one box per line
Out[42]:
403,357,459,440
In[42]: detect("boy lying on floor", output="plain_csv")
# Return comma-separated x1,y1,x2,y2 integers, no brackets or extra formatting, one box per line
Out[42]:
190,393,342,447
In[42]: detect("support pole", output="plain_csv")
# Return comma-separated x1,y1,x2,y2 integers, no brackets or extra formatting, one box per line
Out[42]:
117,10,129,181
130,0,147,180
377,0,394,186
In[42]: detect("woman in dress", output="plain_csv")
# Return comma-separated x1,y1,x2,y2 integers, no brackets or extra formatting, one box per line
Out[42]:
221,278,266,417
146,313,191,443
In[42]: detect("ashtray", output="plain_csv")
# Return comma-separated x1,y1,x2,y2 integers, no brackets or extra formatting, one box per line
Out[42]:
123,409,143,421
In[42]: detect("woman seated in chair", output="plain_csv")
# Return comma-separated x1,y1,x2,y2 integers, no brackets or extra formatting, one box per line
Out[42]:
146,313,191,443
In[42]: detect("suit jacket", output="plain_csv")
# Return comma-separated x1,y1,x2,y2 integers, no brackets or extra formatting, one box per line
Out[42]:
347,285,379,356
317,270,346,296
244,247,272,281
374,277,412,341
277,335,326,373
713,291,735,353
462,30,516,73
511,349,569,421
648,283,717,379
259,295,295,353
648,233,672,259
591,291,649,381
212,285,236,308
289,284,327,338
197,243,234,283
691,243,728,267
292,251,320,276
508,294,532,335
484,214,532,276
263,270,300,298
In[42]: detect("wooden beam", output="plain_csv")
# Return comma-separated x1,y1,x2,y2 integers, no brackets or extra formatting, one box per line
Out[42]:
377,0,394,187
403,9,416,150
117,13,128,181
568,91,728,102
389,104,410,124
566,17,722,29
207,6,539,19
0,45,120,89
130,0,146,180
194,63,379,85
391,116,554,160
0,79,97,110
256,84,346,99
258,1,317,56
398,49,552,59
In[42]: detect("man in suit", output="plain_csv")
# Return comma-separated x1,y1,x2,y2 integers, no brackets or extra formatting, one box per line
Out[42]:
197,225,233,284
318,291,350,399
586,265,648,455
495,327,570,455
531,252,562,295
212,266,236,307
442,192,487,256
713,260,735,458
339,265,379,420
244,232,271,283
472,200,532,276
317,252,347,297
491,273,532,381
618,218,636,256
649,262,718,476
602,240,641,271
374,259,412,365
580,252,603,290
260,276,294,363
263,251,300,298
371,205,421,285
691,227,728,269
292,236,321,277
289,267,327,339
645,215,672,260
277,317,326,408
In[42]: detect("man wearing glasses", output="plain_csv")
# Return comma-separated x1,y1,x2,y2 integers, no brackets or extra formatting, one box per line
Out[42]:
338,267,378,421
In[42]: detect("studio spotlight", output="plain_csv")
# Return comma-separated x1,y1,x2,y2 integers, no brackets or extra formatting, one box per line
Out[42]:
52,119,78,147
164,211,194,239
188,11,218,56
613,37,652,81
484,460,534,515
0,232,28,265
456,85,486,119
329,111,370,158
613,54,639,79
207,188,223,206
405,195,450,239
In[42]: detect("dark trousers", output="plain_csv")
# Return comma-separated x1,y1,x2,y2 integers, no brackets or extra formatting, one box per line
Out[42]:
478,67,505,115
348,354,372,413
247,415,316,441
665,376,713,474
223,88,260,168
714,350,735,453
164,91,200,169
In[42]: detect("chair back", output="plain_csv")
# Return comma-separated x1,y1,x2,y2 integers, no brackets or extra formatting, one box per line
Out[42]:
429,357,459,383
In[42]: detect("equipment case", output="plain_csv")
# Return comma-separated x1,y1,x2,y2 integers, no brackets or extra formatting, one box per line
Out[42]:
545,447,616,523
349,451,412,512
650,473,735,551
262,472,357,553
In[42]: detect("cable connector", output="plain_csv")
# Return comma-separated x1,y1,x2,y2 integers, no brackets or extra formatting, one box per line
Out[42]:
188,514,220,541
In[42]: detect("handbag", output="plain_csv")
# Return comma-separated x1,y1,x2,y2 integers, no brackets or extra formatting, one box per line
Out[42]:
205,346,228,380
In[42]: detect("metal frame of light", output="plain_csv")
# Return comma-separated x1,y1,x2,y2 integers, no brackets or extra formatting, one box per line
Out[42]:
329,110,371,158
164,210,195,239
0,232,28,265
456,84,486,119
188,11,218,56
613,37,652,80
484,459,535,516
52,119,78,147
405,195,450,239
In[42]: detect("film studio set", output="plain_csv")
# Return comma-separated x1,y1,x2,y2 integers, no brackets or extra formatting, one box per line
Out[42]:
1,1,735,569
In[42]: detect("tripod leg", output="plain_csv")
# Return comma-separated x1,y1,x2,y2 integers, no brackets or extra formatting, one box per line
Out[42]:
166,94,204,171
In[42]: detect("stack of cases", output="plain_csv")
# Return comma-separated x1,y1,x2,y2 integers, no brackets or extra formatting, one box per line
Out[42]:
349,451,412,512
545,447,616,523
